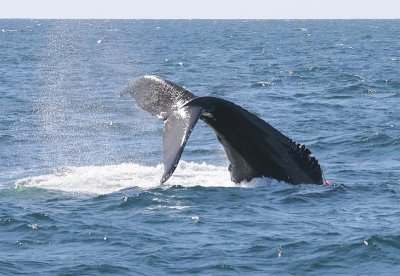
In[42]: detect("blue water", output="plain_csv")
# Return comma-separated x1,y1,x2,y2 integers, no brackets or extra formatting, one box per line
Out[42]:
1,19,400,274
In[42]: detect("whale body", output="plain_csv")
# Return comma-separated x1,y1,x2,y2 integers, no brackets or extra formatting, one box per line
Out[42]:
122,75,324,185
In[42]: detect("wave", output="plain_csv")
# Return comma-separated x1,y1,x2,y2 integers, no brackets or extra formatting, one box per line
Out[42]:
14,161,242,195
252,81,275,87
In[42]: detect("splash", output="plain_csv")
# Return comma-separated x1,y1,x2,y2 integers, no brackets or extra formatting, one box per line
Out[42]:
15,161,239,195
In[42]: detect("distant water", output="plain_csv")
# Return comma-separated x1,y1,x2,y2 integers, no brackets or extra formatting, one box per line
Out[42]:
1,20,400,274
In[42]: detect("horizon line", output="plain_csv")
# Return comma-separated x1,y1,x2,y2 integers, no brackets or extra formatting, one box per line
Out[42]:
1,17,400,20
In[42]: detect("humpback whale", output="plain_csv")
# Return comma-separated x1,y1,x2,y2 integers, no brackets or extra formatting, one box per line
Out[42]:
121,75,324,185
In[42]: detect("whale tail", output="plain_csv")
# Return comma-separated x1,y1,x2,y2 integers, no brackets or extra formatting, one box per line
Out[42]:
122,75,324,185
121,75,202,183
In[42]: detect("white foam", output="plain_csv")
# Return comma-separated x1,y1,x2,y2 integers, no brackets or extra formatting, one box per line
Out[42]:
256,81,275,87
15,161,240,195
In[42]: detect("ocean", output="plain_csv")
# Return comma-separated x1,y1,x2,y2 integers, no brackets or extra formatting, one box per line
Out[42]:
0,19,399,274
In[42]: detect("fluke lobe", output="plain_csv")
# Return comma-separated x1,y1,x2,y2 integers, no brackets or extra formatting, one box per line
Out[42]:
121,75,324,185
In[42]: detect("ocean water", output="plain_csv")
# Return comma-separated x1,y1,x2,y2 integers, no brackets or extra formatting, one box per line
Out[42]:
1,19,400,274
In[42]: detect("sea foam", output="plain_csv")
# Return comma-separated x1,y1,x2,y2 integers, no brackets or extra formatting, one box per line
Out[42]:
15,161,238,195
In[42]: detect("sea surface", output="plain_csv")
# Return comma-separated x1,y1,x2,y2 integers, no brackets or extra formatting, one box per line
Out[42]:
1,19,400,275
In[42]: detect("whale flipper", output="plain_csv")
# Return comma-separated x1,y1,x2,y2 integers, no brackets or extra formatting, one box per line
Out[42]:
122,75,324,185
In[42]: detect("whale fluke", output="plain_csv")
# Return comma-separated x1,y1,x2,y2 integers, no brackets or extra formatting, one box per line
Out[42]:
161,105,202,183
185,97,323,184
121,76,201,183
122,75,324,185
121,75,197,119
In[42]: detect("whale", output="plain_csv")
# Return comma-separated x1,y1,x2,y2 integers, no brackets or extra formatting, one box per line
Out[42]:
121,75,324,185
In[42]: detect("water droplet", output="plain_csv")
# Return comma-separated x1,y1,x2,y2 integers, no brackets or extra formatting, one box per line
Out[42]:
277,246,282,257
28,223,38,230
